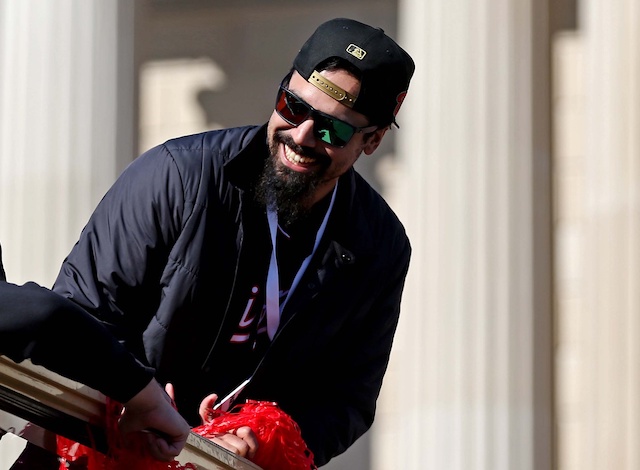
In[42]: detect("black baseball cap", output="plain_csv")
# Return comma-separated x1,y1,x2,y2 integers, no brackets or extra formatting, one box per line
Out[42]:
293,17,415,127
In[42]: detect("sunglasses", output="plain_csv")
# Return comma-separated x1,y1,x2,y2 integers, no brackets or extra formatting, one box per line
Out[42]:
275,86,377,148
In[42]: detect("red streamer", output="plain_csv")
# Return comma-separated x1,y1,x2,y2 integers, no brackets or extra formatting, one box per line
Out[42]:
57,399,316,470
57,399,195,470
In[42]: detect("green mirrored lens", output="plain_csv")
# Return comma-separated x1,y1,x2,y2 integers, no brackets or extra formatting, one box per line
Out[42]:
314,114,354,147
332,120,356,144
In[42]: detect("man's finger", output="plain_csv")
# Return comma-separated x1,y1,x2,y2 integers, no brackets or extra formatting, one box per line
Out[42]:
198,393,219,423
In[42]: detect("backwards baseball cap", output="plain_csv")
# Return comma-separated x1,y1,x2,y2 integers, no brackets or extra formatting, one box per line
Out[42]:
293,17,415,128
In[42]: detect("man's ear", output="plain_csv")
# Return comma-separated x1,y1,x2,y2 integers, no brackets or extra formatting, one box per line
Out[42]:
362,127,389,155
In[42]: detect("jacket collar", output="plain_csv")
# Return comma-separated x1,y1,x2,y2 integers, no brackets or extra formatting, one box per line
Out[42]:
223,124,269,192
326,169,376,258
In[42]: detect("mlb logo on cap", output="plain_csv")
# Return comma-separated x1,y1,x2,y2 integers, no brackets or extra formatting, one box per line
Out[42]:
346,44,367,60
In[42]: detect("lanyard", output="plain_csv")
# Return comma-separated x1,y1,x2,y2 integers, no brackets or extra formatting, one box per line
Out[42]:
265,183,338,339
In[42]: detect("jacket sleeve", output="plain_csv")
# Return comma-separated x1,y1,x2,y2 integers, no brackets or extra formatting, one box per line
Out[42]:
0,280,154,403
52,144,187,343
299,250,409,466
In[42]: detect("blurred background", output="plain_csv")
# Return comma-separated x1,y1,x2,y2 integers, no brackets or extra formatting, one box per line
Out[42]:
0,1,638,469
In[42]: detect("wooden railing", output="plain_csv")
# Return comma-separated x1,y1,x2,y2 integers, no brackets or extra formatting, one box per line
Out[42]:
0,356,262,470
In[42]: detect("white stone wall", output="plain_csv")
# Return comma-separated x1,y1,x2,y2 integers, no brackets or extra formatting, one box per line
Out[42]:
553,1,640,469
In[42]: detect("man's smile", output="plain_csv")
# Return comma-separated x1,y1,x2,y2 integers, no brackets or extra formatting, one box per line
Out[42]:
284,143,318,166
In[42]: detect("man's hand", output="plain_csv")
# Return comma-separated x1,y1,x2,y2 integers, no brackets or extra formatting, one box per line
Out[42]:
118,379,190,461
197,392,259,460
206,426,258,460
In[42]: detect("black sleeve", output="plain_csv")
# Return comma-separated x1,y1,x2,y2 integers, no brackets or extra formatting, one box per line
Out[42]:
52,144,185,346
0,280,154,403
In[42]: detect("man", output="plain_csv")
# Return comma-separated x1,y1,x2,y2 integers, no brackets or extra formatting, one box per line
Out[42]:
0,244,190,461
54,17,415,466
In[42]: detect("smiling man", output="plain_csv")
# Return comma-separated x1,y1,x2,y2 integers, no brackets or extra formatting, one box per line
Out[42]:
54,17,415,467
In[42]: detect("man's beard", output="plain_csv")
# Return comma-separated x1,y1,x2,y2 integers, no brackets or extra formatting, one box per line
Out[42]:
255,130,328,228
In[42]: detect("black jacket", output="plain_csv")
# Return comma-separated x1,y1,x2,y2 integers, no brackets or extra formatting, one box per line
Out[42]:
54,124,411,466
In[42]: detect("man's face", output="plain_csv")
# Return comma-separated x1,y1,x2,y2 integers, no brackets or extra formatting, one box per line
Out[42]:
261,70,385,224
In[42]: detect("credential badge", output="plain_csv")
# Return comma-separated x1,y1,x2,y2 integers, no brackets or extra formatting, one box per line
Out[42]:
346,44,367,60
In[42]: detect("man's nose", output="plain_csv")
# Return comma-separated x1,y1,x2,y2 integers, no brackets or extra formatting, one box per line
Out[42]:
289,119,317,147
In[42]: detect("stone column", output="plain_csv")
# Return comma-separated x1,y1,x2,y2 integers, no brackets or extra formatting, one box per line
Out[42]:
375,1,555,469
0,0,134,286
572,1,640,469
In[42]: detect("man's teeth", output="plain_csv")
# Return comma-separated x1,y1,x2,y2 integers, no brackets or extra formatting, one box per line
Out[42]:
285,145,315,164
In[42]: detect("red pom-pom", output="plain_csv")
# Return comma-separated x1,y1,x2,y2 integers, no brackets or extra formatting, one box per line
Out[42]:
192,400,317,470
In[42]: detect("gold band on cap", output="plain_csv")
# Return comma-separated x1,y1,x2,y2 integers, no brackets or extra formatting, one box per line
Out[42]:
308,70,357,108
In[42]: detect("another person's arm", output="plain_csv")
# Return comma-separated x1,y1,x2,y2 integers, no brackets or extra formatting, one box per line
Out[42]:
119,379,190,461
0,280,189,460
